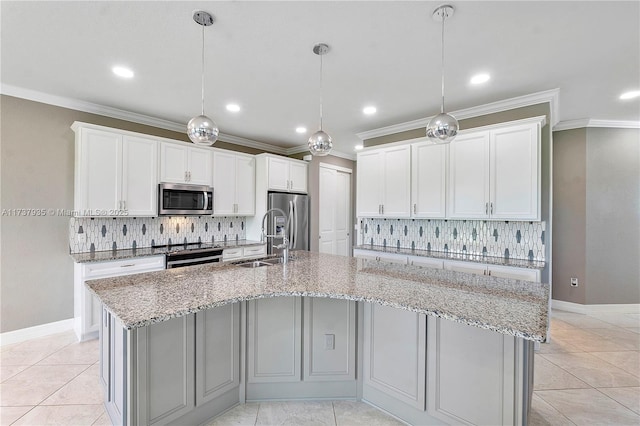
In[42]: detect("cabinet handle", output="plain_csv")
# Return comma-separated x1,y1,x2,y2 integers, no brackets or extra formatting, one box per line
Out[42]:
381,205,384,215
189,171,192,181
485,202,489,215
185,171,188,182
120,264,135,268
413,203,417,214
490,202,494,215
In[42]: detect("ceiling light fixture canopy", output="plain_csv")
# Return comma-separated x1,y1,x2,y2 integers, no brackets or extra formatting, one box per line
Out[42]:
187,10,219,146
426,4,459,145
308,43,333,156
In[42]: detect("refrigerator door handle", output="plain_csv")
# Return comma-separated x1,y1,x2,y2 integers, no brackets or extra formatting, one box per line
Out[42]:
292,200,298,249
288,200,295,249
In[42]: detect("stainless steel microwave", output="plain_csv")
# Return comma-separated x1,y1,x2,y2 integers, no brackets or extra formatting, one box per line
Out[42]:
158,183,213,216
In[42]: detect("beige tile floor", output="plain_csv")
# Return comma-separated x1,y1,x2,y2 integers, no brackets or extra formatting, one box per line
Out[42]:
1,309,638,425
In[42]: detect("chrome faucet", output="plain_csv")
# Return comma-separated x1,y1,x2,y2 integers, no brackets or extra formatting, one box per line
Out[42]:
260,208,291,264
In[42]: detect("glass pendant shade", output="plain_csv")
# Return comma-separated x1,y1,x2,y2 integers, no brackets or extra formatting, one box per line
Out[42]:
426,112,458,143
188,114,219,146
308,130,333,156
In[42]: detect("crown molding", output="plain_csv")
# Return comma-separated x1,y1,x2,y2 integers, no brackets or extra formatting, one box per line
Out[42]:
0,83,289,154
285,144,356,161
553,119,640,131
356,88,561,141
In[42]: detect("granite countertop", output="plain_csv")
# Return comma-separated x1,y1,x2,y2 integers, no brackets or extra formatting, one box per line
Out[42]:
86,251,549,342
354,244,546,270
70,240,265,263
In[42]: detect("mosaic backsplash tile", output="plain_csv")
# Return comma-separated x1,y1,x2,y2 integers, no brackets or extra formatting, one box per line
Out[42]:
69,216,247,253
360,218,546,261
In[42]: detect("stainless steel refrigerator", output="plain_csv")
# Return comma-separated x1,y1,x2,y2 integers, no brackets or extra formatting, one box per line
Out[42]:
267,192,310,255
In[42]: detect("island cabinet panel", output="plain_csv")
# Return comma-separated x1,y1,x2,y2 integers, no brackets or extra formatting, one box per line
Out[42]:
101,310,126,426
363,303,427,411
195,304,240,405
134,315,195,425
303,298,356,381
427,317,522,426
247,297,302,383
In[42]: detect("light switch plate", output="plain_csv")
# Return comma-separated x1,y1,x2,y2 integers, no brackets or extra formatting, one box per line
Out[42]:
324,334,335,350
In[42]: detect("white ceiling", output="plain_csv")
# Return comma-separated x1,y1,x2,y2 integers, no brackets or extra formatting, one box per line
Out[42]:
1,1,639,154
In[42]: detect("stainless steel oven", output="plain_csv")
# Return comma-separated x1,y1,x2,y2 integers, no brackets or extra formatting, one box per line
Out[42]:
158,183,213,216
153,242,224,268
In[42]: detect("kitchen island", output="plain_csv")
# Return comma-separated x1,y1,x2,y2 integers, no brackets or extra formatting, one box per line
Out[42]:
87,251,549,426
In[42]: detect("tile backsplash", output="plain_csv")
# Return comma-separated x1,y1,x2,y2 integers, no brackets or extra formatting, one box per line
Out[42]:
69,216,247,253
360,218,545,261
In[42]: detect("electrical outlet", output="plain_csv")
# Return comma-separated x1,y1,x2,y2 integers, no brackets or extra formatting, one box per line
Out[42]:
78,233,87,243
324,334,335,350
570,277,578,287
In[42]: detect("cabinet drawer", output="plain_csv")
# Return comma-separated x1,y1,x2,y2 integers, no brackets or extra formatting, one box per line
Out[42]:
243,245,267,258
83,255,165,279
222,248,243,261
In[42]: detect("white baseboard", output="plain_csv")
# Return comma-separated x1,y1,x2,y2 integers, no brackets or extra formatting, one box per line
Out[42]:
0,318,74,346
552,299,640,314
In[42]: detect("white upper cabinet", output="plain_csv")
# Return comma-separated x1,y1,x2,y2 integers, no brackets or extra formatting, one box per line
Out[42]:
448,118,543,220
73,123,158,217
411,142,447,218
490,123,540,220
160,142,212,185
448,131,491,219
212,150,255,216
257,154,308,193
357,145,411,218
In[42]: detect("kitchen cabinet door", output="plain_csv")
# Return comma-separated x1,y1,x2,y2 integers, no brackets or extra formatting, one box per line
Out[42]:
75,127,121,212
121,135,158,216
235,155,255,215
448,131,491,219
411,142,447,218
187,146,212,185
160,143,189,183
490,123,540,220
160,143,211,185
212,151,237,215
487,264,540,282
267,156,290,191
382,145,411,218
443,259,487,275
356,150,383,217
247,297,302,383
289,161,308,193
363,303,427,410
195,304,240,406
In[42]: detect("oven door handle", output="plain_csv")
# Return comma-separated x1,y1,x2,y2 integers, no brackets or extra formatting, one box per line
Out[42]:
167,254,222,268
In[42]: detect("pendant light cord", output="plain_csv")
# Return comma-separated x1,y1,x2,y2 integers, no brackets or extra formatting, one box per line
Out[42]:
201,22,206,116
319,52,324,130
440,9,446,114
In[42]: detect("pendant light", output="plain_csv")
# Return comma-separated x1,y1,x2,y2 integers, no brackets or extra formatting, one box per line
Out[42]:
187,11,219,146
426,4,459,144
308,43,333,156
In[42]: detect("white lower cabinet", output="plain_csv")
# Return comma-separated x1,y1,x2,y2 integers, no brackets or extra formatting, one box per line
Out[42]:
443,259,540,282
353,248,407,264
222,244,267,262
427,317,529,426
74,256,165,341
362,303,427,410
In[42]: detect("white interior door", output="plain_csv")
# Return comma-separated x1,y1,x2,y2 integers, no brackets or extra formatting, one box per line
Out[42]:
319,164,352,256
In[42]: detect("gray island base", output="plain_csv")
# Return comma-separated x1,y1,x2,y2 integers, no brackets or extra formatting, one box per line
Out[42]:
87,251,549,426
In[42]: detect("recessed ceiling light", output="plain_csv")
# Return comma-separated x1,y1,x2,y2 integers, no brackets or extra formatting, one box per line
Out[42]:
470,73,490,85
363,106,377,115
226,104,241,112
296,127,307,134
112,66,134,79
355,144,364,150
619,90,640,100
